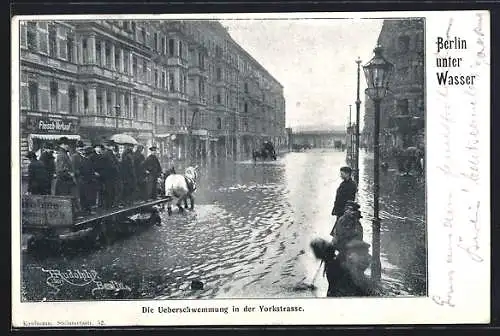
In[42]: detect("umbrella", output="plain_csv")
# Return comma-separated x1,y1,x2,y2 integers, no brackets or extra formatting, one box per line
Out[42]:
109,134,139,145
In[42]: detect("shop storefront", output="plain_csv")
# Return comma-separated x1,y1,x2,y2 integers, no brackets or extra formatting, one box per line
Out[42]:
21,113,80,175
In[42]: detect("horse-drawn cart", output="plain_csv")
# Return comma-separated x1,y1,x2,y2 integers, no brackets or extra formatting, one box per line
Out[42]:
21,194,169,250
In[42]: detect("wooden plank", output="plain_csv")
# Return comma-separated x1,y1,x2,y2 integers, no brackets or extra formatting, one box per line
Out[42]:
22,195,74,228
73,198,170,227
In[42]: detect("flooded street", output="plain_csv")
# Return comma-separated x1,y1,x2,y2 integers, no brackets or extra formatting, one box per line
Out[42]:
22,149,426,301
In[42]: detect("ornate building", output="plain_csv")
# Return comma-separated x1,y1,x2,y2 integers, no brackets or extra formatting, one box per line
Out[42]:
362,18,425,154
19,20,286,173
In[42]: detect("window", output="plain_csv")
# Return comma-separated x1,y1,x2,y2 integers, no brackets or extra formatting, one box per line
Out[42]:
142,60,147,82
143,101,148,120
27,22,37,51
83,89,88,112
179,110,183,125
169,72,175,92
133,98,138,119
132,56,137,77
154,105,158,123
216,67,222,81
48,24,57,57
123,50,129,74
154,32,159,51
162,71,166,88
96,90,103,115
168,39,174,57
216,117,222,130
105,43,111,68
398,35,410,53
66,34,74,62
155,70,159,87
162,36,166,55
115,48,120,71
95,41,101,66
244,82,248,93
68,86,76,114
141,28,146,45
244,102,248,113
28,82,38,110
82,39,88,63
106,91,112,115
179,41,183,59
216,93,221,104
169,117,175,125
161,107,165,124
50,81,58,113
124,95,129,117
123,21,129,31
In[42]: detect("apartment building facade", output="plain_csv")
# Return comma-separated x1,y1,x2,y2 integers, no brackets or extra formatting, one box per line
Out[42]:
19,19,286,172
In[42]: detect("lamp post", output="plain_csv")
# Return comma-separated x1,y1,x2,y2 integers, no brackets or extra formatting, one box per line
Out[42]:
362,45,394,282
348,104,352,163
355,57,362,184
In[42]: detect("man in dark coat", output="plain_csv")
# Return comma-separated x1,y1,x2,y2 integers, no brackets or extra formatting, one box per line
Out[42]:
39,143,55,194
330,166,357,239
143,146,162,199
133,144,146,201
120,143,137,205
331,166,357,216
77,146,98,215
26,151,50,195
101,140,120,209
89,144,105,208
70,141,86,211
54,137,76,196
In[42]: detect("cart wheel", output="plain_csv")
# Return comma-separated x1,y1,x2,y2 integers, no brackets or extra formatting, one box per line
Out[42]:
151,210,162,227
94,219,110,246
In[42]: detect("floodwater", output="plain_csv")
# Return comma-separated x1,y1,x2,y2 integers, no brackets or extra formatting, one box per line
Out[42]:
21,149,426,301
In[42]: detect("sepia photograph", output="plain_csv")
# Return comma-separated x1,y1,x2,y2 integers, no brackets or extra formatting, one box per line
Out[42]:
17,17,427,302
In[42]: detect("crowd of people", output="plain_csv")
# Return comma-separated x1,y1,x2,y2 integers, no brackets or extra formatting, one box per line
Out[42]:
26,136,163,216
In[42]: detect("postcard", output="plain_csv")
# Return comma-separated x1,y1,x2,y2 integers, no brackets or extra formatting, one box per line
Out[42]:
11,10,490,327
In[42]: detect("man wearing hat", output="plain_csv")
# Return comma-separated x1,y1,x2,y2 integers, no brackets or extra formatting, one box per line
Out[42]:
39,143,55,194
76,146,98,215
120,143,137,205
26,151,50,195
143,145,162,199
70,140,86,211
330,200,364,251
101,140,120,209
331,166,357,218
54,137,76,196
89,144,105,208
133,144,146,201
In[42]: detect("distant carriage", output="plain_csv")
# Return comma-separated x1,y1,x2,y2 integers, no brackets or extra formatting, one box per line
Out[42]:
253,141,277,161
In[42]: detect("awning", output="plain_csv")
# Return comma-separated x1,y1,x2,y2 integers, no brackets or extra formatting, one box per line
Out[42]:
29,134,81,141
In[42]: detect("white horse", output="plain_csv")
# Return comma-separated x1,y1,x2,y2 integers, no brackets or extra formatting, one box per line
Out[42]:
163,166,199,216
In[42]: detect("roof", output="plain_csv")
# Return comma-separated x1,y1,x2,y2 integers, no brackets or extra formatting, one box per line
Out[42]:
291,124,346,134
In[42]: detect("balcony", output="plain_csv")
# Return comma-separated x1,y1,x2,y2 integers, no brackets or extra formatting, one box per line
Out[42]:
155,124,189,135
21,49,78,73
188,66,208,78
79,64,133,84
188,96,207,106
80,115,153,132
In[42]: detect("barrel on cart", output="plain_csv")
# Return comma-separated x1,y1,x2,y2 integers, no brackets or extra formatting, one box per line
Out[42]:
21,195,168,249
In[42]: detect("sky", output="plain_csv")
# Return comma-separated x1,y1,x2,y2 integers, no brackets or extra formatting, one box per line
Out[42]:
221,19,384,129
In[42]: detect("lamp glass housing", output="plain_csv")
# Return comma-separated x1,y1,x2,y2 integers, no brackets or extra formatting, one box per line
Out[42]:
363,46,394,100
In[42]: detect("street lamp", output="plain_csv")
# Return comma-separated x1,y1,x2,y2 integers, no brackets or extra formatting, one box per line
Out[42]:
114,104,121,133
363,45,394,282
